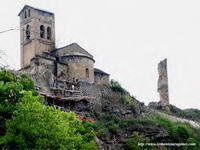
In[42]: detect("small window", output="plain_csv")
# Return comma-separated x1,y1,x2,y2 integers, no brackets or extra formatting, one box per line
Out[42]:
86,68,89,78
28,9,31,17
66,64,69,73
40,25,45,38
26,25,30,40
47,27,51,40
24,11,27,18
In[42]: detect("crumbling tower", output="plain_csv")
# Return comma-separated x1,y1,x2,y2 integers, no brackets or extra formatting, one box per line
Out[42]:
18,5,55,68
157,58,169,106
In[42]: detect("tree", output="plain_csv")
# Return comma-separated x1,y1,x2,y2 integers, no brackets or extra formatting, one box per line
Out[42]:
0,70,26,137
0,70,98,149
1,92,97,149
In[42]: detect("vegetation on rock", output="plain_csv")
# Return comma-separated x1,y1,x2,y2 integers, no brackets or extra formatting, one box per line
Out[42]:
109,79,137,107
124,132,150,150
94,113,200,150
177,109,200,122
108,79,129,95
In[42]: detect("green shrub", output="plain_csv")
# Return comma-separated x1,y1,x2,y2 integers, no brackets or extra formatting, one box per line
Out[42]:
124,132,150,150
0,70,15,83
121,95,137,107
121,95,132,104
18,74,35,91
108,79,129,95
173,125,191,140
177,109,200,121
94,113,122,135
107,120,119,134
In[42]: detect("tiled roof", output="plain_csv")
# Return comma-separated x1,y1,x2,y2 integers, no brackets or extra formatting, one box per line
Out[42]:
50,43,93,58
94,68,109,75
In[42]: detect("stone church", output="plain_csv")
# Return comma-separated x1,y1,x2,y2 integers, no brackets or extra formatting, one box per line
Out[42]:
17,5,170,113
18,5,109,89
18,5,111,111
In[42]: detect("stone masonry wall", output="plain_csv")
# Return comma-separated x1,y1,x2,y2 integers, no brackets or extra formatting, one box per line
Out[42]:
94,73,109,85
158,59,169,106
20,56,55,94
61,56,94,83
19,6,55,68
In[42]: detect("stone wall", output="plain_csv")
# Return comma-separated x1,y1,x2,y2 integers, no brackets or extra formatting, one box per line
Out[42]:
22,41,35,67
57,62,68,80
78,81,122,112
61,56,95,83
158,59,169,106
19,56,55,94
94,73,109,85
19,6,55,68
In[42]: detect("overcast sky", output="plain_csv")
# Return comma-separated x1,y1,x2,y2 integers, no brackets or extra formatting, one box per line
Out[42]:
0,0,200,109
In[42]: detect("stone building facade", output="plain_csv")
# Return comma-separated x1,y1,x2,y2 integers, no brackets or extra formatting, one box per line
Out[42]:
18,5,55,68
94,68,109,85
18,5,109,87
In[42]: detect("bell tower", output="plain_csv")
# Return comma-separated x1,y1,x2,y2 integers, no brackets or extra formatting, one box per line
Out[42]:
18,5,55,68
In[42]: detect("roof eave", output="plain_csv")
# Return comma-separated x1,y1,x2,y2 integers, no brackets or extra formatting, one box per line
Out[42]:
18,5,27,16
50,43,94,58
61,55,95,63
94,68,110,76
18,5,54,16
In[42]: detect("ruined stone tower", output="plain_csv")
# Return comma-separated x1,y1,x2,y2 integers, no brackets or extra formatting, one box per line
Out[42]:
18,5,55,68
157,58,169,106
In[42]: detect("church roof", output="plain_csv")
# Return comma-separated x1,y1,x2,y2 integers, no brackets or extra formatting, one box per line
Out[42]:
18,5,54,16
94,68,109,76
50,43,93,58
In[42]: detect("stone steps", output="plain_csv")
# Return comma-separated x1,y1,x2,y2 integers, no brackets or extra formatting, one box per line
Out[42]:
50,87,82,97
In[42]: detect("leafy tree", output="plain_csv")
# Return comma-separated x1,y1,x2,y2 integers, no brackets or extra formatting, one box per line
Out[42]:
0,70,98,149
0,70,28,136
18,74,35,91
0,92,97,150
0,71,35,117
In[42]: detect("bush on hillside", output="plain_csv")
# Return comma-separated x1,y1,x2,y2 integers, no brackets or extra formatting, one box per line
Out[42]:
94,113,200,150
177,109,200,121
124,132,150,150
108,79,129,95
121,95,133,104
148,115,200,149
